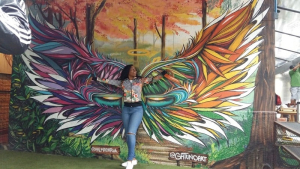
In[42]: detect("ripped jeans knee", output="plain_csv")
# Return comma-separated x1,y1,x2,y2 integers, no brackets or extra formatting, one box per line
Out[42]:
126,132,137,160
127,132,136,136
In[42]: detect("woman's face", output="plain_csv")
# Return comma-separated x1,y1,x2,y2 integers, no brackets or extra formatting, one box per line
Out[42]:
129,66,137,77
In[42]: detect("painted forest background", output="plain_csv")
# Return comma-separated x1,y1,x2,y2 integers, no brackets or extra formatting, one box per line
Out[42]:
26,0,238,68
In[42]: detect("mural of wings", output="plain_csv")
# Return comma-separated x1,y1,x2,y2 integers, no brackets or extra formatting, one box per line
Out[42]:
23,0,268,145
24,16,126,142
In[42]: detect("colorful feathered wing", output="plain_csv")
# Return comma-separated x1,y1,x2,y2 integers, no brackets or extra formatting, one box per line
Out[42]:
23,0,268,145
23,15,127,142
140,0,268,145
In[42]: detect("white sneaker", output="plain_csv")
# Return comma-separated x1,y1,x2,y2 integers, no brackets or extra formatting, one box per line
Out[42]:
122,159,137,167
125,161,134,169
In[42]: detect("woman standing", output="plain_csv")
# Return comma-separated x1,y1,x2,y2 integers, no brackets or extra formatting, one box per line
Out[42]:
90,65,166,169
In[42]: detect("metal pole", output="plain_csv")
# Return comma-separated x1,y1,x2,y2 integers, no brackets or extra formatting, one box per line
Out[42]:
297,102,300,123
274,0,278,19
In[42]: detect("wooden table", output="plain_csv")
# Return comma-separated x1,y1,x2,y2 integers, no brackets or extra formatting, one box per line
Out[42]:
277,107,298,122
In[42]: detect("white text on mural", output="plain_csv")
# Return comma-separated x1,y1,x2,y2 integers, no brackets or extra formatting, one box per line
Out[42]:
91,145,120,155
169,152,208,164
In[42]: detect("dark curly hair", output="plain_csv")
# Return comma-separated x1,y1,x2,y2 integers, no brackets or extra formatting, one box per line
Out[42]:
119,65,141,81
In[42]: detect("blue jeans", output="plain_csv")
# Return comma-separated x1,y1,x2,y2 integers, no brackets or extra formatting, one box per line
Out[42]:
122,105,143,161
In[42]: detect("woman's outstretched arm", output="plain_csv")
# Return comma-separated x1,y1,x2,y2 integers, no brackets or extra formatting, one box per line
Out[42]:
86,76,122,87
143,70,168,84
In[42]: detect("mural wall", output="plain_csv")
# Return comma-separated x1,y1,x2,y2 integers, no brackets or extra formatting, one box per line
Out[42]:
8,0,282,168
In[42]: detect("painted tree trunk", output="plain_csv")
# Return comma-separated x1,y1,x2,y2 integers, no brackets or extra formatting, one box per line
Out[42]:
253,0,275,112
47,8,53,25
161,15,166,60
251,0,276,165
54,13,63,28
86,0,107,49
202,0,207,27
133,18,138,67
86,4,95,49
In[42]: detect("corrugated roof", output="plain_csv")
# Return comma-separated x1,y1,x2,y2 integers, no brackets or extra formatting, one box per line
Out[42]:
275,0,300,74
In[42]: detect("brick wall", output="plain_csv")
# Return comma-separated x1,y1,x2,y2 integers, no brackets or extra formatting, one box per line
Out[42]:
0,74,11,144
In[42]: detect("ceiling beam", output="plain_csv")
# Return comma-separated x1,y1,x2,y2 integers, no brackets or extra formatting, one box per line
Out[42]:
276,30,300,39
275,47,300,55
278,6,300,14
275,47,300,74
275,6,300,74
275,57,289,62
275,57,300,74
